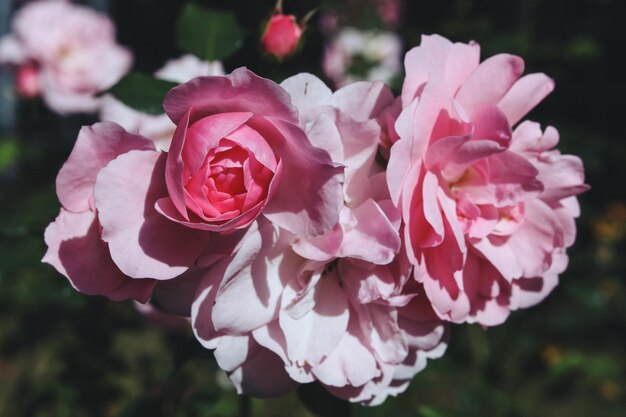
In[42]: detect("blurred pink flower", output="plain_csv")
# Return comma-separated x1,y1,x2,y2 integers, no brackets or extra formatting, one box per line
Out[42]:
191,74,447,404
0,0,131,114
323,28,402,88
387,35,589,326
261,14,303,60
369,0,402,27
100,55,225,151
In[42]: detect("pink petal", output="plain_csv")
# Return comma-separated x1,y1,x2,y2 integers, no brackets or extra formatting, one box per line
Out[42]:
94,150,210,280
251,117,344,237
293,222,343,262
455,54,525,113
163,67,298,124
225,124,278,171
339,200,401,265
329,80,395,121
213,224,295,334
56,122,155,213
535,152,589,202
498,73,555,126
470,104,512,146
402,34,480,105
191,274,222,349
181,111,253,174
509,121,549,153
280,73,333,113
212,223,296,333
473,199,562,280
460,252,512,326
312,314,380,388
510,250,567,309
42,209,155,302
214,334,250,372
353,303,408,364
280,273,349,367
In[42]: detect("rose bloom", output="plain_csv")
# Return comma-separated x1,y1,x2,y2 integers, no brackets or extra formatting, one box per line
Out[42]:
261,14,303,59
45,68,343,294
100,55,225,151
387,35,589,326
14,61,41,98
155,68,343,238
0,0,131,114
191,74,447,404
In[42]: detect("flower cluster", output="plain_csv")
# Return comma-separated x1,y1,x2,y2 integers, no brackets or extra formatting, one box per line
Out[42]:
43,34,588,404
0,0,131,114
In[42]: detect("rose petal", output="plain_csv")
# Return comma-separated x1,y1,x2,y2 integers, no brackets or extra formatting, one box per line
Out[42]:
94,150,210,280
57,122,155,213
163,67,298,124
42,209,155,302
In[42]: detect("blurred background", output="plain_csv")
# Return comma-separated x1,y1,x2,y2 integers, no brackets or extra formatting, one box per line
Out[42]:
0,0,624,416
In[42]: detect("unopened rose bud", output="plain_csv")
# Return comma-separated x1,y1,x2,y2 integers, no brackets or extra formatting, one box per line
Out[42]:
15,62,40,98
261,14,303,60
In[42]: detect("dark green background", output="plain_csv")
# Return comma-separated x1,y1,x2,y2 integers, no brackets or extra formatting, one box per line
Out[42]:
1,0,624,416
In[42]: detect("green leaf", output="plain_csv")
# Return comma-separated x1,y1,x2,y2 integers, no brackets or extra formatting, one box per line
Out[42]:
176,3,245,61
108,73,178,115
0,138,19,171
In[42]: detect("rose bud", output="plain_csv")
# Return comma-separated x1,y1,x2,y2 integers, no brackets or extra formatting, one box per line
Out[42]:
261,13,303,60
15,62,40,98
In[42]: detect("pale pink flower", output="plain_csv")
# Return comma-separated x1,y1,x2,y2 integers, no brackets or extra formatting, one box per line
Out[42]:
387,35,589,326
191,74,447,404
100,55,225,151
0,0,131,114
261,14,303,59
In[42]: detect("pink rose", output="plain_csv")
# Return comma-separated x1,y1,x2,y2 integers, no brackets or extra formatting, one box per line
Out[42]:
155,68,343,236
261,14,303,59
15,61,41,98
0,0,132,114
387,35,589,326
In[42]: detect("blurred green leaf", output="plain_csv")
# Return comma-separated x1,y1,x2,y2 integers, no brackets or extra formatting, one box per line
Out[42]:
176,3,245,61
108,73,177,115
419,406,450,417
0,138,19,172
